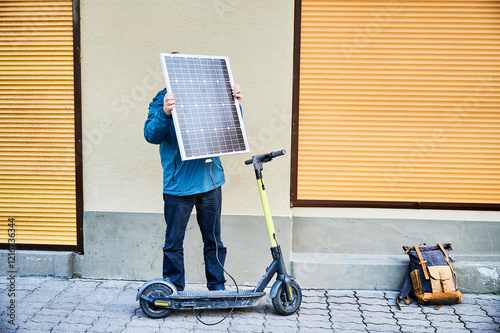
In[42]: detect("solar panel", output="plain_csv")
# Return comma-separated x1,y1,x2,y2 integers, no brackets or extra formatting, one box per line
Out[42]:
159,53,249,161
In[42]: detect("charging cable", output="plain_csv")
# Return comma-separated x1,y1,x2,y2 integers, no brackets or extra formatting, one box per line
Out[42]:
191,159,239,326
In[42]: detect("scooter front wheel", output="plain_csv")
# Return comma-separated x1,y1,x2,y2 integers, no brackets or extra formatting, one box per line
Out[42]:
139,283,173,318
272,280,302,315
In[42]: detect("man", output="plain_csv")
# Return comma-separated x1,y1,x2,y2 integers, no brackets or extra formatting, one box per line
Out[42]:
144,82,243,291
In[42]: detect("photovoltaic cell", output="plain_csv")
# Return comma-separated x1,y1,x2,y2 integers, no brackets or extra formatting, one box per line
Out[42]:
160,53,249,161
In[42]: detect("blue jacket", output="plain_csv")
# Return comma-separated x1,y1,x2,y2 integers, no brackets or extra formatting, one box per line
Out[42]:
144,89,225,196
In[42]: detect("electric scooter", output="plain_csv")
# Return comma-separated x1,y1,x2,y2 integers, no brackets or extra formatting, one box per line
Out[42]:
136,149,302,319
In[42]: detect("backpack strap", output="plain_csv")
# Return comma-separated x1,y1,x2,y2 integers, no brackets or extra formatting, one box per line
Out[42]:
396,266,413,310
438,243,456,275
396,295,412,311
414,245,430,280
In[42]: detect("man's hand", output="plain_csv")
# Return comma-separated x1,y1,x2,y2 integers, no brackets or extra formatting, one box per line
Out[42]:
163,92,176,115
232,84,242,103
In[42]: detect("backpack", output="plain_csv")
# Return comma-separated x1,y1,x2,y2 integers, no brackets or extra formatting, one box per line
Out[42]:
397,243,463,310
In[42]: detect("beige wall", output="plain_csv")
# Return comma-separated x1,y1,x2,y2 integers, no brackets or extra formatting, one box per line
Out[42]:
5,0,496,290
79,0,500,225
80,0,295,216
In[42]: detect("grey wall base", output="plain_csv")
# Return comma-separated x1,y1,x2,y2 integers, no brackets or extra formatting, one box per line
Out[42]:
291,217,500,293
0,251,75,278
0,211,498,294
74,211,292,286
291,253,499,293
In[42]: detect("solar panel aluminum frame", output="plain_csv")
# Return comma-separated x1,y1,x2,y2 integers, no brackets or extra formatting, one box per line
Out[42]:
159,53,250,161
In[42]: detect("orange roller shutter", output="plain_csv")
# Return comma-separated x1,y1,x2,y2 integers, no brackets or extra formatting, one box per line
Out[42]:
293,0,500,208
0,0,78,246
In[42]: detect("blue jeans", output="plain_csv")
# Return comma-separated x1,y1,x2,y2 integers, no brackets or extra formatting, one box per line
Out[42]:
162,188,226,291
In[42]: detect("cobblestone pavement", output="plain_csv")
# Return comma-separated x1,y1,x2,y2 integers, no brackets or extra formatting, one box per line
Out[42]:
0,277,498,333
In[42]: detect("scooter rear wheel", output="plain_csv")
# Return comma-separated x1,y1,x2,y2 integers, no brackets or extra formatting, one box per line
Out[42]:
139,283,173,318
272,280,302,315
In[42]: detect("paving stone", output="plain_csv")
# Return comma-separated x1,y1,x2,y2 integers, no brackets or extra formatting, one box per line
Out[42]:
4,277,499,333
430,320,467,330
331,321,366,331
265,316,298,328
231,316,266,327
327,290,356,297
97,280,132,289
397,318,431,327
298,307,329,316
302,289,326,297
0,325,17,333
158,318,196,330
359,303,391,312
490,316,500,325
298,313,329,322
297,327,332,333
62,309,100,325
357,297,389,305
16,320,58,331
263,327,298,333
88,318,128,332
425,313,462,323
423,305,458,315
229,323,265,332
393,311,428,322
459,314,496,323
453,305,485,315
193,320,231,331
397,324,436,333
390,304,424,314
478,303,500,314
364,323,401,332
331,313,364,323
299,301,327,309
355,290,387,298
30,314,62,324
298,321,331,329
385,291,399,298
75,301,109,312
51,322,90,333
465,321,500,331
16,300,46,311
301,295,327,303
327,296,359,305
361,314,396,326
430,328,469,333
329,303,360,311
120,326,156,333
13,314,36,326
362,310,394,319
475,294,500,302
71,280,101,289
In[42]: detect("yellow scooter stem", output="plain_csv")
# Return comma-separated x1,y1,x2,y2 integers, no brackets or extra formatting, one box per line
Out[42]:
257,179,278,248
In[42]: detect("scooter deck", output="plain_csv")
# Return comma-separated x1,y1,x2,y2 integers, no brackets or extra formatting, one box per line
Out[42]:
154,290,266,310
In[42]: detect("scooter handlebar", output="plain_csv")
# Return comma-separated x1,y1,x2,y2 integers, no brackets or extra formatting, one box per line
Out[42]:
270,149,286,158
245,149,286,165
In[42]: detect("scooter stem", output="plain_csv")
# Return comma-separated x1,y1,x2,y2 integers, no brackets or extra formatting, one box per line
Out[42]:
245,150,285,248
257,179,278,248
